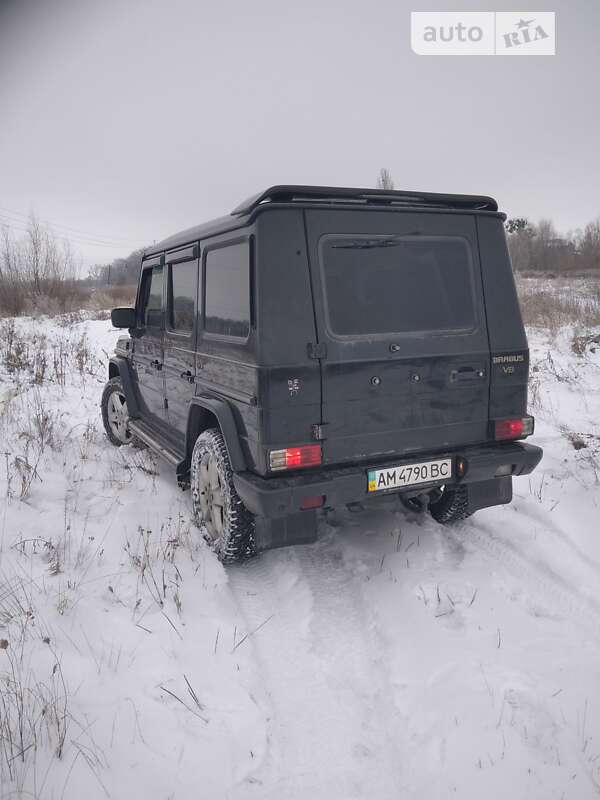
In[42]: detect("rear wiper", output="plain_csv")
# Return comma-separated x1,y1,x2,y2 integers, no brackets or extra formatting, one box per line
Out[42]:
332,234,420,250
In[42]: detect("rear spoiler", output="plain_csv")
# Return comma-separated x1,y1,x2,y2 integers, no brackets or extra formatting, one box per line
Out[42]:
231,185,499,216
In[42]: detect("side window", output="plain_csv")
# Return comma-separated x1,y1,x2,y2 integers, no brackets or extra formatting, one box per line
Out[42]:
168,260,198,333
204,241,250,338
140,265,164,328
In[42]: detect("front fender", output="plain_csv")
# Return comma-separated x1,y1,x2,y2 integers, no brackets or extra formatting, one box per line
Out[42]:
109,356,140,418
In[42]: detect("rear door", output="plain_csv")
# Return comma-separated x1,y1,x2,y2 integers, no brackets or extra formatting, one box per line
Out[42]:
163,245,199,441
304,208,491,466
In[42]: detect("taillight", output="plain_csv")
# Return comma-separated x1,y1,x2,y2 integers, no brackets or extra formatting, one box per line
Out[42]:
269,444,322,471
494,415,534,441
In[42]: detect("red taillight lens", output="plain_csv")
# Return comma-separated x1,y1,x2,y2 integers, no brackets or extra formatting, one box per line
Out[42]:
494,416,534,440
285,445,322,468
495,419,524,440
269,444,322,470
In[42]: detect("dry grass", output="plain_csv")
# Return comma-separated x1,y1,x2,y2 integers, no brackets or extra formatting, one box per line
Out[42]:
0,324,107,515
0,283,136,319
0,315,211,797
0,573,71,789
0,321,104,386
516,278,600,333
124,514,198,630
571,332,600,357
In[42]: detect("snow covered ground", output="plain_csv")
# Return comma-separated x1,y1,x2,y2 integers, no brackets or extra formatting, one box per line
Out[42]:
0,305,599,800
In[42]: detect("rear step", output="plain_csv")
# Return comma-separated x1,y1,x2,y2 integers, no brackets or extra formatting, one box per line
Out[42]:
128,420,184,466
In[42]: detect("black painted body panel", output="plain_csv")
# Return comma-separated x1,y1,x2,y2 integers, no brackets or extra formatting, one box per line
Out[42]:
303,208,493,465
476,215,530,419
131,329,166,426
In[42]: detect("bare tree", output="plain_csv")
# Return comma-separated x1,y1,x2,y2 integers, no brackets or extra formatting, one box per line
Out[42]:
577,219,600,272
506,217,583,274
0,216,81,314
21,214,78,293
506,221,534,272
90,248,145,287
376,168,395,190
0,225,26,314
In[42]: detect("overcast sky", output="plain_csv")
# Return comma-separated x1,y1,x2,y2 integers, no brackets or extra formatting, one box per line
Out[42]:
0,0,598,268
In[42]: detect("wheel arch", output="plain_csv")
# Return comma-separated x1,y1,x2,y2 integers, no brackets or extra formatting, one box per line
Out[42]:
108,357,140,417
186,397,246,473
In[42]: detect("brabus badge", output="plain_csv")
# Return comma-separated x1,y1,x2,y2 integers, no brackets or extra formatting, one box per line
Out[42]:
492,354,525,365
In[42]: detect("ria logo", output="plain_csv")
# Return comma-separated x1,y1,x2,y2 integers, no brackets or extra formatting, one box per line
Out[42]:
502,17,550,49
411,12,556,56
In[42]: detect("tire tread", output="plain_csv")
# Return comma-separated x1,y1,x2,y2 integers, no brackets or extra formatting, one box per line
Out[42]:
429,484,473,524
101,377,130,447
190,428,255,563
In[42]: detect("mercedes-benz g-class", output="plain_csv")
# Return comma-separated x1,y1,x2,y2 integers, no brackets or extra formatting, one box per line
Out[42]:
102,185,542,562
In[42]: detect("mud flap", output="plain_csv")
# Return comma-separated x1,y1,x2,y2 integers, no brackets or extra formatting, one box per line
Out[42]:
254,511,318,552
467,477,512,513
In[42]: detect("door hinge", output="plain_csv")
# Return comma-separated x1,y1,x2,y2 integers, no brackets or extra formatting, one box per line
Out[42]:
307,342,327,360
311,423,327,441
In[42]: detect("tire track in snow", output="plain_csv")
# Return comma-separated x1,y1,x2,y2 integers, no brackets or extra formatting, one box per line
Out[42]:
452,517,600,638
513,493,600,576
227,533,405,800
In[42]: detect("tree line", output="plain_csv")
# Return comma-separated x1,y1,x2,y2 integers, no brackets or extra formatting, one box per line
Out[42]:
96,214,600,285
2,180,599,317
376,167,600,275
89,249,145,287
505,217,600,274
0,216,140,316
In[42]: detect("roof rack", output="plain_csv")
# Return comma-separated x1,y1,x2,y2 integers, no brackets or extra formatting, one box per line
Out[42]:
231,184,498,216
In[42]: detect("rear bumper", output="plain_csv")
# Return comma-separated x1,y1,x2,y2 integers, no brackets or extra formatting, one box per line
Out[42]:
233,441,543,518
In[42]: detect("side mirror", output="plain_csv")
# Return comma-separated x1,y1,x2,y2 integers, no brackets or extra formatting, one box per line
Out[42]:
111,307,136,329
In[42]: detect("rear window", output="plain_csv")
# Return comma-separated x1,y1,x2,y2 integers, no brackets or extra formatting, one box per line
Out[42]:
204,241,250,338
320,235,476,336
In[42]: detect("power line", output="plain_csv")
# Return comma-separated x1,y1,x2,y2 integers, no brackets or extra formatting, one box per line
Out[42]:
0,216,141,251
0,218,132,250
0,204,142,245
0,209,141,248
0,212,144,250
0,204,144,247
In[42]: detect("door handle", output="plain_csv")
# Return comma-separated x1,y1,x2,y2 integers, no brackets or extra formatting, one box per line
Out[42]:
450,367,485,383
151,359,163,371
180,370,195,384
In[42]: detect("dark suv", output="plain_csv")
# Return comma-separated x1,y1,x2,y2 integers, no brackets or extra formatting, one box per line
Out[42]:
102,185,542,562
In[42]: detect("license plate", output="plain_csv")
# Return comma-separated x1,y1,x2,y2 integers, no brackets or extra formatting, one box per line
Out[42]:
367,458,452,493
